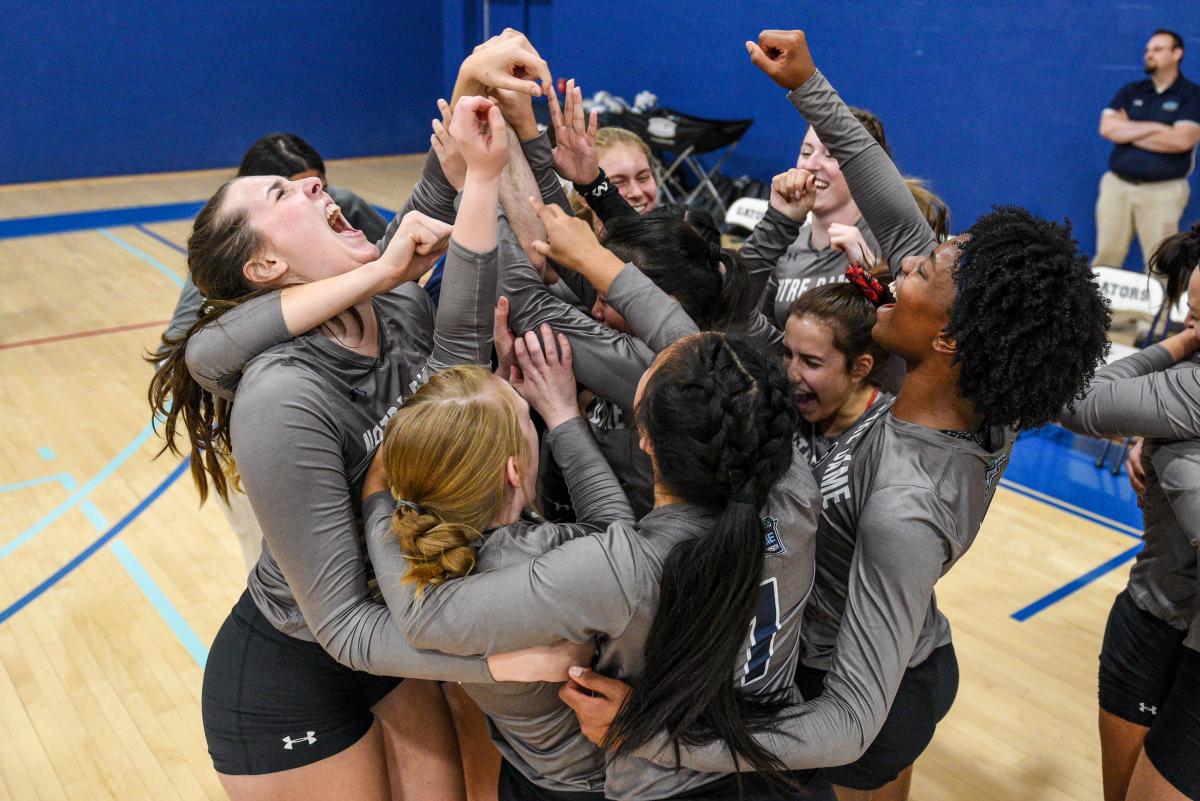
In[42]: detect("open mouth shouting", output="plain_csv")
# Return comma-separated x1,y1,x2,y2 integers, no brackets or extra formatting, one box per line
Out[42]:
325,204,361,237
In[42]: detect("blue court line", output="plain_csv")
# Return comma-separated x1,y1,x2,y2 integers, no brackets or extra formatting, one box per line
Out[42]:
80,500,108,532
0,422,157,560
0,474,76,495
1011,543,1145,622
999,478,1142,541
0,202,205,240
37,447,56,461
110,540,208,667
98,229,185,288
134,224,186,255
0,459,190,627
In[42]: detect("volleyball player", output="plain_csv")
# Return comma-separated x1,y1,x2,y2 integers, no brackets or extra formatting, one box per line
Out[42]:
359,328,632,799
558,28,1110,801
150,39,579,797
367,330,831,800
1058,226,1200,801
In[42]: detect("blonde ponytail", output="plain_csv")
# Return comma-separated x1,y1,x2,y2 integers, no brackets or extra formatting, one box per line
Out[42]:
381,366,529,598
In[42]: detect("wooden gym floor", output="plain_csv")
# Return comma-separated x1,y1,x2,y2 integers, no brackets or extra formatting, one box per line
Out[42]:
0,157,1144,800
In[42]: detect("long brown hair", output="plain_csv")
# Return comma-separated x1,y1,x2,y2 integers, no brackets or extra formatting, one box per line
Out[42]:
147,179,269,503
788,282,888,381
382,367,530,598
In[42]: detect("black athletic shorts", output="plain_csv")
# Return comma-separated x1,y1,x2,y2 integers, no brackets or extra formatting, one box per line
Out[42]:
796,642,958,791
202,590,402,775
1144,646,1200,799
497,755,833,800
1098,589,1186,727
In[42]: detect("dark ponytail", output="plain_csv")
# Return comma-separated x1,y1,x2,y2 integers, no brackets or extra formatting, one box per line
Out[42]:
600,205,753,331
1149,221,1200,307
147,179,270,503
609,333,798,775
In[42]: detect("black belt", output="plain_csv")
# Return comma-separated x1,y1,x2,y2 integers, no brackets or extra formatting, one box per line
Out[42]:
1114,173,1181,185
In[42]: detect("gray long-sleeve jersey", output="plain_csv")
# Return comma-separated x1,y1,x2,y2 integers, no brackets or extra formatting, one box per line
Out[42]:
497,217,669,516
1058,344,1200,649
743,207,880,328
387,453,821,800
628,69,1014,774
182,235,497,680
365,417,633,794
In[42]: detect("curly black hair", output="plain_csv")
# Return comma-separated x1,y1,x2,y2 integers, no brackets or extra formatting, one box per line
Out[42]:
948,206,1110,431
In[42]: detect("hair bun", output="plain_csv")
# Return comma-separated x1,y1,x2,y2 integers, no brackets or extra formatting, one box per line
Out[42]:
1190,220,1200,237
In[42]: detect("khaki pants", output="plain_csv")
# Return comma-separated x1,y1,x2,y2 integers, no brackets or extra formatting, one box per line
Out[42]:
1094,171,1190,271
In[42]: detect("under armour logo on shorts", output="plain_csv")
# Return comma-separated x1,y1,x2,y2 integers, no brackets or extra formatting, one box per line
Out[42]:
1139,703,1157,716
282,731,317,749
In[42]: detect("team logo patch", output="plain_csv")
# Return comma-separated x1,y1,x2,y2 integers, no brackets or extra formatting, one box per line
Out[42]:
762,516,785,556
1163,100,1180,112
983,448,1011,492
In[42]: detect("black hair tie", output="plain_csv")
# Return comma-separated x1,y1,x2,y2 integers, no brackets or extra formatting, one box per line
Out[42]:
729,493,758,506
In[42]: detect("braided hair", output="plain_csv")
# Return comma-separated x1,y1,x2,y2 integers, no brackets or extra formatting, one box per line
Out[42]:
607,332,798,775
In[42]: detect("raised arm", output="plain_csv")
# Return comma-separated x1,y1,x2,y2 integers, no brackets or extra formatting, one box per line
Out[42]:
747,30,936,274
230,366,492,682
184,213,453,398
1057,338,1200,439
427,95,510,371
497,214,654,413
509,323,636,529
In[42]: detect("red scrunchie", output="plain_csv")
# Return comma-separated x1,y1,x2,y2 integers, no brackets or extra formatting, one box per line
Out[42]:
845,263,894,307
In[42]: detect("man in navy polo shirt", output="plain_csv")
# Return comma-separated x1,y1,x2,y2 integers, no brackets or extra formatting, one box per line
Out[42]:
1095,29,1200,270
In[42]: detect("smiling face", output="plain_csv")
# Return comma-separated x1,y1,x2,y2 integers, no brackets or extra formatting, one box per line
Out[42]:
783,314,869,422
222,175,377,286
797,127,855,217
599,143,658,215
873,236,964,362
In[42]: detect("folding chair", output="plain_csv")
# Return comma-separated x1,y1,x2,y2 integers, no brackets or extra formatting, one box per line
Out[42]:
1091,267,1165,473
605,109,753,217
723,197,769,234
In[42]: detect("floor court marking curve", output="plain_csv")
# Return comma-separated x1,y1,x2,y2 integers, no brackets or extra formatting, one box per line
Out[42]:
97,228,185,288
0,458,190,627
0,422,158,560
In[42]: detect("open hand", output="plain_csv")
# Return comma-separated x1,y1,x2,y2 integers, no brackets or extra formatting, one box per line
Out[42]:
828,221,877,267
529,195,606,271
549,79,601,184
769,167,817,222
558,667,632,747
461,29,552,97
489,85,540,141
746,29,816,90
448,96,510,179
431,98,467,191
510,324,579,429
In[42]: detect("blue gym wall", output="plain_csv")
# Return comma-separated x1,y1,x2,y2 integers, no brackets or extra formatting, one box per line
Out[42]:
6,1,1200,269
481,0,1200,269
0,1,445,186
